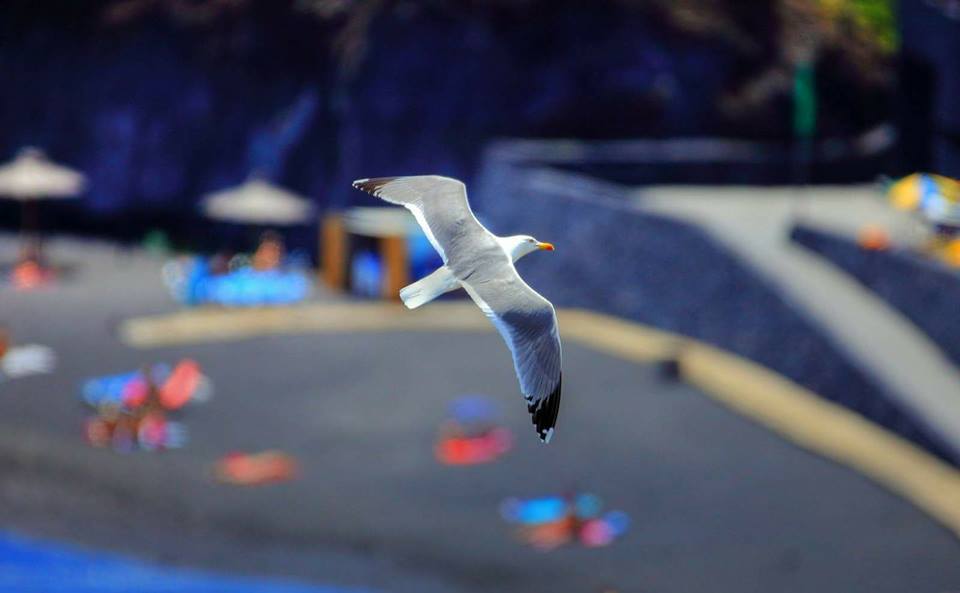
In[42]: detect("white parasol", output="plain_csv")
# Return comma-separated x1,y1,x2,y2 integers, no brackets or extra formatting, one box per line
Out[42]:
0,147,87,262
0,147,86,199
201,176,314,226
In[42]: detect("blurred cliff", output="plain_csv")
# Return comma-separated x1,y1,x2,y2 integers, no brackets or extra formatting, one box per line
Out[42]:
0,0,930,233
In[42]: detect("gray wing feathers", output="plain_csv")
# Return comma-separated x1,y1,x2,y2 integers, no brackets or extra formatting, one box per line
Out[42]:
352,175,563,442
351,176,484,265
462,272,563,442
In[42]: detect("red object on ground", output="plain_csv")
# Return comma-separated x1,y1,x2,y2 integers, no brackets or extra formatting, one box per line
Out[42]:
0,328,10,358
116,359,203,410
435,427,513,465
159,359,201,410
518,516,579,551
137,413,170,450
857,226,891,251
214,451,300,486
84,417,111,448
580,518,617,547
11,261,54,290
83,411,178,451
122,377,149,408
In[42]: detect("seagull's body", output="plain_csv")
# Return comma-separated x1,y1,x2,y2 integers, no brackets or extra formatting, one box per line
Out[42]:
352,176,562,442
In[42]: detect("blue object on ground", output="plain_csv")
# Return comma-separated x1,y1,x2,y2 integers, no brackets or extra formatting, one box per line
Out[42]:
448,395,497,425
0,531,373,593
500,497,566,524
165,257,311,307
604,510,630,535
351,252,382,298
500,494,617,525
202,268,311,307
81,365,171,408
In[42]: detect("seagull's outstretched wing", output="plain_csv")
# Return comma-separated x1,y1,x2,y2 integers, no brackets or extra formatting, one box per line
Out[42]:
461,269,563,443
351,176,486,266
352,175,562,442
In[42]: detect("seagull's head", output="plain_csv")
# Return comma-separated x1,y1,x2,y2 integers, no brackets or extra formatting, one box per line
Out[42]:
503,235,555,261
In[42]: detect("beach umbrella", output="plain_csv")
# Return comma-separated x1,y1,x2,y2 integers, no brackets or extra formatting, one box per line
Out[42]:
201,176,314,226
0,147,86,199
0,147,87,260
888,173,960,229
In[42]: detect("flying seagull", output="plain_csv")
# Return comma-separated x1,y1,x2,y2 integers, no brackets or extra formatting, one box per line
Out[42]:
352,175,562,443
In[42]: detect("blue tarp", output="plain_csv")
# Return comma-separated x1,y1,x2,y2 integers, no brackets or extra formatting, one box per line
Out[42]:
164,257,312,307
0,532,371,593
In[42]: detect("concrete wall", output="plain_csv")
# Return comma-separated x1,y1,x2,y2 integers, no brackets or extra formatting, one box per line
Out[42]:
792,224,960,368
473,142,958,464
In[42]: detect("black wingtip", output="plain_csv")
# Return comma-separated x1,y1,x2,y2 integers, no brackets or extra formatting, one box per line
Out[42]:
351,177,393,195
528,374,562,444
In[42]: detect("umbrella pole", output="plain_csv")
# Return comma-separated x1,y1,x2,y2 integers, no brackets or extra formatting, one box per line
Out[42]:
19,200,28,260
19,199,42,264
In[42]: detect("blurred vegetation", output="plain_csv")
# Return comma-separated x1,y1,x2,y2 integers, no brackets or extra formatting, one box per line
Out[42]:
309,0,897,74
821,0,898,53
84,0,897,137
94,1,899,70
651,0,896,58
636,0,897,131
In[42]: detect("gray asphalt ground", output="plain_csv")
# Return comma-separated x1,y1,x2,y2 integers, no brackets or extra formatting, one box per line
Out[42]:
1,234,959,593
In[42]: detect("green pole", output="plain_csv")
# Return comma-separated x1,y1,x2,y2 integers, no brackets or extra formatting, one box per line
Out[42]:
792,61,817,186
793,61,817,140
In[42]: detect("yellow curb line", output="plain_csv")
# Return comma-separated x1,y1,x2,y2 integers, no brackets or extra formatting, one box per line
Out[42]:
120,302,491,347
680,342,960,537
120,301,960,537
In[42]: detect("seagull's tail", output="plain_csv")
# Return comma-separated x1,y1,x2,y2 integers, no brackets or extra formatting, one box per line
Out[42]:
399,266,459,309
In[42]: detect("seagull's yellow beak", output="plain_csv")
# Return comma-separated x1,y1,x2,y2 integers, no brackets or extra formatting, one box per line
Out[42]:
537,242,555,251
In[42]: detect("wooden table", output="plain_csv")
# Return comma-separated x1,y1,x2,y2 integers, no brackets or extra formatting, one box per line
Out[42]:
321,207,420,300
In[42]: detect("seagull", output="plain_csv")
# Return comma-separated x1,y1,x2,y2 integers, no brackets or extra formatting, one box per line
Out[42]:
352,175,562,443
